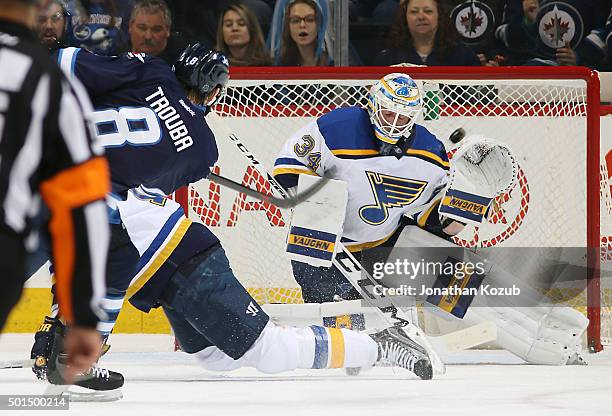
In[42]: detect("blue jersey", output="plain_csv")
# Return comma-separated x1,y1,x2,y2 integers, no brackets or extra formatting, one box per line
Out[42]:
57,47,218,196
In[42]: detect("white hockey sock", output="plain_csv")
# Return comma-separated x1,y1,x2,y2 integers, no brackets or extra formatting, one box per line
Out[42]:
194,321,378,374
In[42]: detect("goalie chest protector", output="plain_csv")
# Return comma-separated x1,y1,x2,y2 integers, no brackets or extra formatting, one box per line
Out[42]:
275,107,449,250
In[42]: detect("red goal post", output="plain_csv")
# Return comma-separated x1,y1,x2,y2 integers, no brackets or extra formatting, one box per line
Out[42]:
174,66,608,352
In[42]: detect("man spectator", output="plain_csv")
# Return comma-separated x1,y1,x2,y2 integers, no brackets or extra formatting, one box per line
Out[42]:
36,0,67,51
128,0,170,57
128,0,188,64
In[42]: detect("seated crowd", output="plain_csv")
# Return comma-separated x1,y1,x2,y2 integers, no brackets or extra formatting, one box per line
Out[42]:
37,0,611,70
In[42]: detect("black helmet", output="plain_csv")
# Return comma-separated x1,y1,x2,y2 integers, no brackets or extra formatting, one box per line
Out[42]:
173,43,229,106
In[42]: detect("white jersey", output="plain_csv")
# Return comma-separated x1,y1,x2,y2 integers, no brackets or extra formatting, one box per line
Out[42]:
274,107,449,251
116,187,188,258
114,186,219,312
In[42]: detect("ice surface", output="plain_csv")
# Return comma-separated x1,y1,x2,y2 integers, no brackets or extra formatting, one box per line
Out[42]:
1,334,611,416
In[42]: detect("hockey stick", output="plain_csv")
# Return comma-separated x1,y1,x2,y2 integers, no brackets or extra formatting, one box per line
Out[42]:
0,359,34,369
204,130,329,209
208,172,328,209
221,131,447,375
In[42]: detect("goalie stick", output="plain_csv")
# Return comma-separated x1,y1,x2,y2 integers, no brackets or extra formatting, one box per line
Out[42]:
219,131,450,375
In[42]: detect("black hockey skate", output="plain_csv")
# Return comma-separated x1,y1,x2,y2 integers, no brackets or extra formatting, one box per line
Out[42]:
370,327,433,380
45,326,124,401
47,356,124,390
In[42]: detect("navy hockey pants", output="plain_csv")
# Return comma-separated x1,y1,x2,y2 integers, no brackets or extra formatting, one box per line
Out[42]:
160,245,269,358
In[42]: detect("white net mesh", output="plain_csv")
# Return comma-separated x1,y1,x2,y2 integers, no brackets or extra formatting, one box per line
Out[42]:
182,71,610,348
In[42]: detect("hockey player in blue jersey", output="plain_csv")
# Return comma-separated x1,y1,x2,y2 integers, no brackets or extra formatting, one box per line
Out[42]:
29,43,230,392
57,44,223,196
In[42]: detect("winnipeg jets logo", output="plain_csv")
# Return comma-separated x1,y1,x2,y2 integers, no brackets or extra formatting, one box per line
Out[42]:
538,3,582,50
359,171,427,225
451,1,494,42
246,301,259,317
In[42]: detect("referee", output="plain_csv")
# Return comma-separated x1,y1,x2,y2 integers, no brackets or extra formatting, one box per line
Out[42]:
0,0,110,381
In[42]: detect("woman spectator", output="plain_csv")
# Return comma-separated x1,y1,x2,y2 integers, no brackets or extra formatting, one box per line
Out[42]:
269,0,332,66
374,0,481,66
216,3,272,66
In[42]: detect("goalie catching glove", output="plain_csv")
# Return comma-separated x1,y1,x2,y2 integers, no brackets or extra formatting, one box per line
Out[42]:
439,135,518,225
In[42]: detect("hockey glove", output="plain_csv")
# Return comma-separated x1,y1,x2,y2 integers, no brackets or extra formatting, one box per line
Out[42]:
31,316,63,380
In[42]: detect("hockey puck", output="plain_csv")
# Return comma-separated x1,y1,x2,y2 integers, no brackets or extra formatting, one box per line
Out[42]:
449,128,465,144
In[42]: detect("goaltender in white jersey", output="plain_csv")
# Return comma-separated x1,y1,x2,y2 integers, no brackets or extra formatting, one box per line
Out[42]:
274,76,451,252
273,73,589,366
273,73,461,308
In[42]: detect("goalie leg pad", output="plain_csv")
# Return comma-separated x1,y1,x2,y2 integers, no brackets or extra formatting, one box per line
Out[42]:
463,305,588,365
286,176,347,268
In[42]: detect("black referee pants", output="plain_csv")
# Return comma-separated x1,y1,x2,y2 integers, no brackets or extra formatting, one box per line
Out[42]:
0,229,26,331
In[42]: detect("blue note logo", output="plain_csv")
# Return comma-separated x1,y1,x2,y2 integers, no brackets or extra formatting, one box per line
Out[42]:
359,171,427,225
389,76,420,100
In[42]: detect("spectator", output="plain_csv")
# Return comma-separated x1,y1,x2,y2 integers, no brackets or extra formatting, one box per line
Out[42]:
64,0,134,55
374,0,481,66
269,0,333,66
36,0,68,52
216,3,273,66
128,0,171,57
495,0,609,68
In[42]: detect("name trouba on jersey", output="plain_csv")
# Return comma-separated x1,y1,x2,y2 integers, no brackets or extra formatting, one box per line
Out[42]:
145,86,194,152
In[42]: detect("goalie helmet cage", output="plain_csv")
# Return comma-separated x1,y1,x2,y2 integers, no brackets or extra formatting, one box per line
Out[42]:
174,66,609,353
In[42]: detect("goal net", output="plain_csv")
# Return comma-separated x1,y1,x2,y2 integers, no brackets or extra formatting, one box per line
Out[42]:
174,67,610,352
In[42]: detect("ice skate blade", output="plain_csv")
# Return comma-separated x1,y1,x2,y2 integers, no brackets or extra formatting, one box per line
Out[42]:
44,384,123,402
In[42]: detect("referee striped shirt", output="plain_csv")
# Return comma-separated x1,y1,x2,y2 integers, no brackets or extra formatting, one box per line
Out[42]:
0,19,109,328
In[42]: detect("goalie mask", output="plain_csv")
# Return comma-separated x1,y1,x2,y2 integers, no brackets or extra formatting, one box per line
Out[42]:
367,73,423,145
